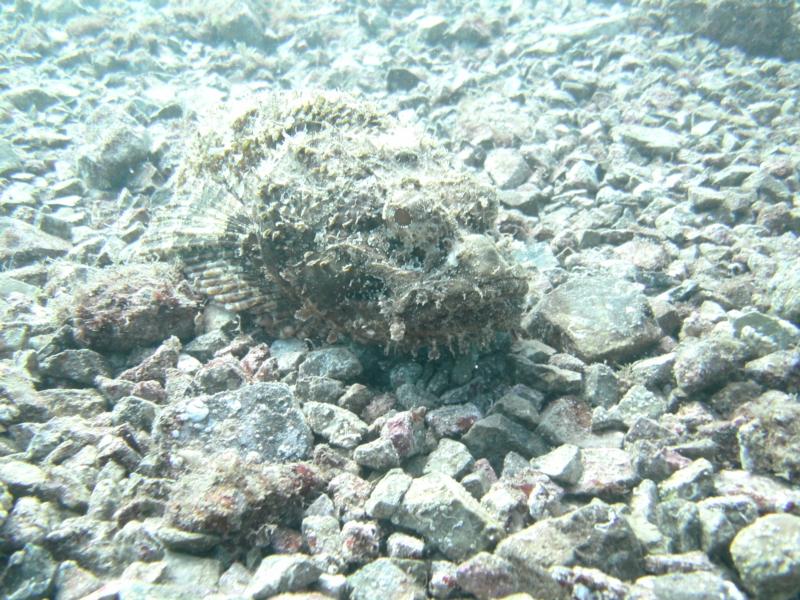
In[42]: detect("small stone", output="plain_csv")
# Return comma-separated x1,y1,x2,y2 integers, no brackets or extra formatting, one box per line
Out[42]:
38,388,107,418
480,481,528,533
569,447,638,499
731,513,800,600
299,347,362,381
301,515,340,557
111,396,158,431
425,403,482,438
353,437,400,471
631,571,744,600
303,401,367,449
530,444,582,486
365,468,412,520
295,376,345,404
40,349,111,386
347,558,425,600
53,560,102,600
2,496,61,549
0,460,46,495
245,554,321,600
387,532,425,559
0,139,22,175
659,458,715,502
527,473,565,521
592,385,667,431
0,543,57,600
339,520,381,565
154,382,313,463
0,217,71,268
504,500,646,580
462,414,546,469
583,364,620,409
527,274,661,362
615,124,683,156
328,472,373,522
77,111,151,190
536,396,624,449
744,350,800,390
456,552,521,600
429,560,458,599
381,410,428,459
673,335,746,394
386,67,422,92
713,469,800,514
737,391,800,481
696,495,758,558
392,472,503,561
484,148,532,190
420,438,474,480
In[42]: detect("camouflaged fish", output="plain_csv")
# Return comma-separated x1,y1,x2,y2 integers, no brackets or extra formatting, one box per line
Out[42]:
139,91,528,354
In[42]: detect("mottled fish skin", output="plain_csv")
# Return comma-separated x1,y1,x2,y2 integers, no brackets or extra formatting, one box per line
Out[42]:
139,90,529,353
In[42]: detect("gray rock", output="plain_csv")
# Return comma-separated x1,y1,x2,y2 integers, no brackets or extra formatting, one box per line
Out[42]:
484,148,532,190
0,217,71,268
673,335,747,394
37,388,107,418
347,558,425,600
737,391,800,481
713,469,800,514
113,520,164,563
303,401,367,449
353,437,401,471
527,274,661,362
302,515,340,557
515,360,583,395
339,520,381,565
2,496,62,549
592,384,667,431
159,551,222,590
0,543,57,600
462,414,546,469
244,553,320,599
52,560,102,600
570,447,638,499
731,310,800,353
429,560,458,598
0,460,46,496
419,438,474,480
392,472,503,561
425,403,482,438
166,455,323,539
111,396,158,431
41,350,111,385
152,526,220,554
536,396,625,449
615,124,683,156
270,338,308,373
744,350,800,390
530,444,582,486
387,532,425,559
0,138,22,175
295,376,345,405
456,552,522,599
497,500,645,581
697,495,758,558
480,481,528,533
365,468,412,520
155,382,312,463
328,472,373,522
657,499,701,553
77,112,151,190
395,382,440,410
731,513,800,600
298,347,362,381
632,571,745,600
659,458,715,502
583,363,620,409
380,410,428,459
527,472,565,521
769,260,800,323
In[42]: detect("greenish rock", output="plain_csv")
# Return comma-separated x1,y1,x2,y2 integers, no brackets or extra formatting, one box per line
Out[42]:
0,543,56,600
530,444,582,486
418,438,474,480
615,124,683,156
769,260,800,323
38,388,107,418
731,513,800,600
731,310,800,353
744,350,800,391
365,469,412,520
0,460,46,495
527,274,661,362
673,335,747,394
592,384,667,431
392,472,503,561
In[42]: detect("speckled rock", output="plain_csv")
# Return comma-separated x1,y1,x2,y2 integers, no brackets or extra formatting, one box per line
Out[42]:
245,554,321,600
731,513,800,600
155,382,313,463
347,558,426,600
526,274,661,362
392,472,503,561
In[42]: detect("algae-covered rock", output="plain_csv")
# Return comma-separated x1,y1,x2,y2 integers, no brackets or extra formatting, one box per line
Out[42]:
139,91,528,354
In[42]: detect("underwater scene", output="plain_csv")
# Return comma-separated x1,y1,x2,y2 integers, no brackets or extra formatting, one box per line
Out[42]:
1,0,799,598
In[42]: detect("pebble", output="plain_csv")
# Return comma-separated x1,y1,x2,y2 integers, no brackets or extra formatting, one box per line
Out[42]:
244,554,321,600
